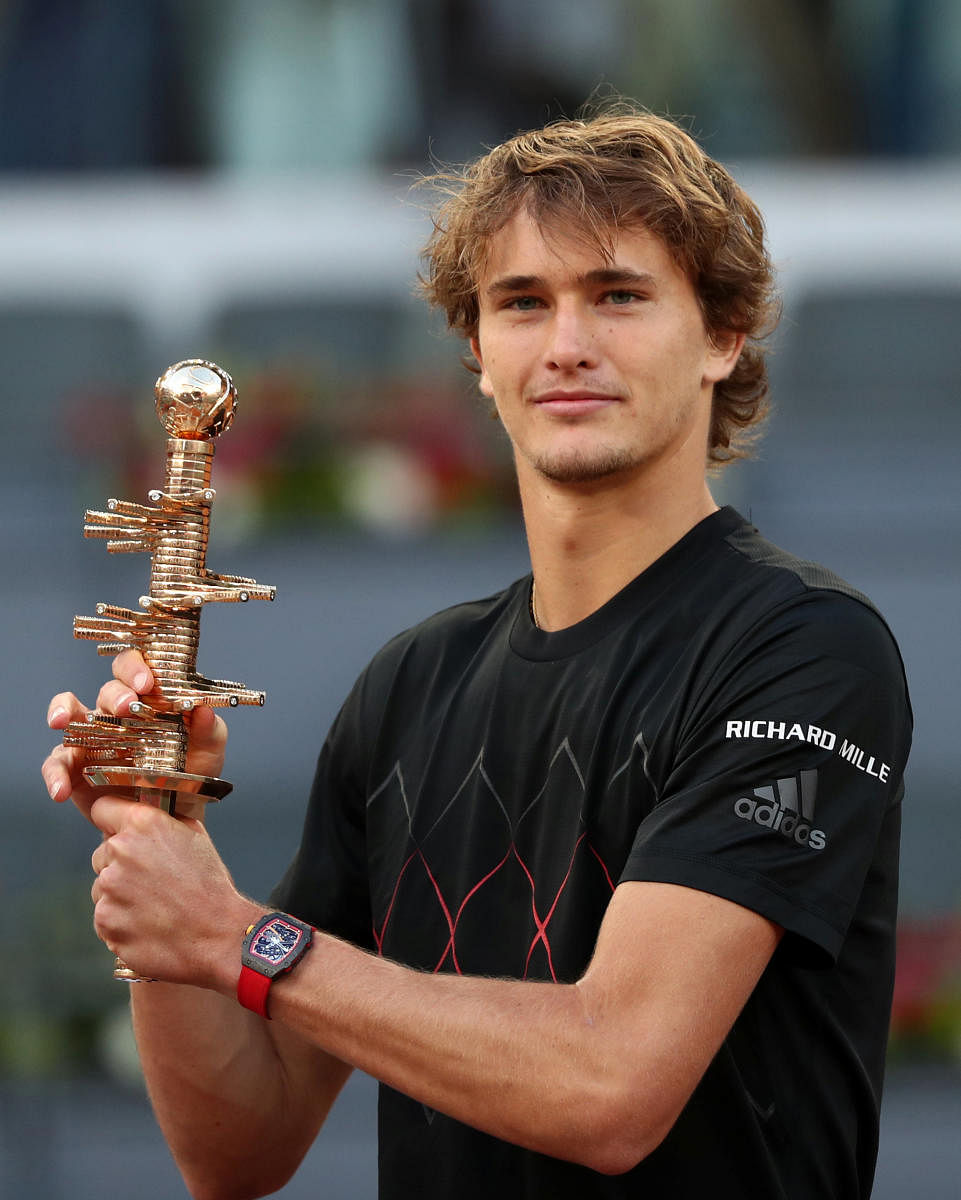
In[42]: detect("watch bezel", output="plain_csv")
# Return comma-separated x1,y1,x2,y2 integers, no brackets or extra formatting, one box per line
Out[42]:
241,912,313,980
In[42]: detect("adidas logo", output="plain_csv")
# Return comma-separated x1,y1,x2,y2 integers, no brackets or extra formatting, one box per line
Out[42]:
733,770,826,851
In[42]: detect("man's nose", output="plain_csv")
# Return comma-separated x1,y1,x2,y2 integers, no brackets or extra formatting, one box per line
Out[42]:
544,305,599,371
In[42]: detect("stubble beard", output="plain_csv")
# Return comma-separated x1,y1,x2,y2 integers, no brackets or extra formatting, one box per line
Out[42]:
521,442,647,485
515,392,708,486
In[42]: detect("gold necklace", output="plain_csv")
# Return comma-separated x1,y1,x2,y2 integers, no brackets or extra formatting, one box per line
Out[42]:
530,580,539,629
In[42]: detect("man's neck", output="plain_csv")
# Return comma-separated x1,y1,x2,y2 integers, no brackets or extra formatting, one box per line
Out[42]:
519,466,718,632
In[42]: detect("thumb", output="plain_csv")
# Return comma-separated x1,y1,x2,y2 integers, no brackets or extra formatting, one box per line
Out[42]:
187,703,222,744
184,704,229,778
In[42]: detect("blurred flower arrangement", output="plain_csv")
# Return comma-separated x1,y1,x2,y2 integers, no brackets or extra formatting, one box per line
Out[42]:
62,359,519,541
888,914,961,1062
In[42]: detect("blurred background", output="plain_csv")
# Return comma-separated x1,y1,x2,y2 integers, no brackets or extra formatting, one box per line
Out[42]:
1,1,959,1196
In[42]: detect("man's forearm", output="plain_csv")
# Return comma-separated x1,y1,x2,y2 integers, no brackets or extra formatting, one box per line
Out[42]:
259,882,779,1177
132,982,351,1200
265,930,660,1175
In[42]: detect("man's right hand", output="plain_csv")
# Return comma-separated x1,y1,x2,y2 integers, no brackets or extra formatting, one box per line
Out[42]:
42,649,229,823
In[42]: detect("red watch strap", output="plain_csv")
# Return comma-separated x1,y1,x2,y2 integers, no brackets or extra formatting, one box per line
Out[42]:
237,964,272,1019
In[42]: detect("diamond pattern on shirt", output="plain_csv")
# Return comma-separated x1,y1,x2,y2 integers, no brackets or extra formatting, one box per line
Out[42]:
367,740,616,981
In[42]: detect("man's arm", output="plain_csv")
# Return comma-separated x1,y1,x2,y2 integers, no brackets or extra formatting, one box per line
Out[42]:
261,878,781,1175
90,786,779,1182
129,984,352,1200
96,804,353,1200
44,656,352,1200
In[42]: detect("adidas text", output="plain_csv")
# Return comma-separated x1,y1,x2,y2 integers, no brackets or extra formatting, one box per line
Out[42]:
733,771,827,851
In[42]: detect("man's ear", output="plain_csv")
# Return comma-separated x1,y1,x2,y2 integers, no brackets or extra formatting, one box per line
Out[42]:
704,330,746,384
469,335,495,399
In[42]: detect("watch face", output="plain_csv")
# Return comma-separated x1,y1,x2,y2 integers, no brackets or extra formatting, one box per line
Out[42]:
251,918,304,965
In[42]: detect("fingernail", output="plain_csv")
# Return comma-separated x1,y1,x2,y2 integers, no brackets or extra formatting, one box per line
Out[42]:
134,671,151,692
48,706,68,727
48,778,63,801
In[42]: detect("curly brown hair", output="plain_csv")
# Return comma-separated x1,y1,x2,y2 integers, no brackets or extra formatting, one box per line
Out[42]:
420,106,780,467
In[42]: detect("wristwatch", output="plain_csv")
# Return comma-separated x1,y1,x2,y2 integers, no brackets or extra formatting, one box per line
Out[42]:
238,912,313,1019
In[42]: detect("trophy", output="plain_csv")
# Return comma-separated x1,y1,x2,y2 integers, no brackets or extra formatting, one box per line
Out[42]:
63,360,274,980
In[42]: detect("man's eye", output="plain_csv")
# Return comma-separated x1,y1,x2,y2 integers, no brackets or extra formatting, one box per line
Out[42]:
604,290,641,305
507,296,541,311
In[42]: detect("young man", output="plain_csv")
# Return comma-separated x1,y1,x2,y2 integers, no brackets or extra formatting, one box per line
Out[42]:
44,110,911,1199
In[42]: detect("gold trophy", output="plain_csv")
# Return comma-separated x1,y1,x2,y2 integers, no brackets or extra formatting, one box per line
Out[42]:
63,360,274,980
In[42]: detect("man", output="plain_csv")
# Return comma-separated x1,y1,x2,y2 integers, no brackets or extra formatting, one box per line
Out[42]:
43,108,911,1199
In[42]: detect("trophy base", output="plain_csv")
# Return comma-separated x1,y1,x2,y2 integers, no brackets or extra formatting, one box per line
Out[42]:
83,765,232,820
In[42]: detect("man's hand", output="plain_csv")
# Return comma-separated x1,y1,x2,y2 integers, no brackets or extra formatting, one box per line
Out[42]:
42,649,229,823
89,793,259,988
41,648,246,985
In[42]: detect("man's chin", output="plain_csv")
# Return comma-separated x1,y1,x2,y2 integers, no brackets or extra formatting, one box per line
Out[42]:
527,447,642,485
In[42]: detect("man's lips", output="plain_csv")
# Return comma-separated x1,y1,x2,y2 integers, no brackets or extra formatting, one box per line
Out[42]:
531,390,620,416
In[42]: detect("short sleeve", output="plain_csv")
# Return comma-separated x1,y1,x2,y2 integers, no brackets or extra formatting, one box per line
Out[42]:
622,590,911,962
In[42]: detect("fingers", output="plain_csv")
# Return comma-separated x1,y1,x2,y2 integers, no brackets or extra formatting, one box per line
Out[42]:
47,647,151,725
187,704,229,752
91,835,108,876
90,793,144,838
112,649,154,694
47,690,88,730
43,685,130,809
88,806,136,959
45,649,229,814
95,678,143,717
43,693,89,804
41,741,83,803
97,651,155,716
183,704,229,780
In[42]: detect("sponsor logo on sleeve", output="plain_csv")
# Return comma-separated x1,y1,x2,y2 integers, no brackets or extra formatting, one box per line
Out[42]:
725,720,890,783
733,770,826,851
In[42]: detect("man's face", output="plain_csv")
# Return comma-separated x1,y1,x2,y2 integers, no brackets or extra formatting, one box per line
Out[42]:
470,208,742,490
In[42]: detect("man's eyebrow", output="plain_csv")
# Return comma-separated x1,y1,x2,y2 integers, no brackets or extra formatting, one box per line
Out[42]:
484,274,545,296
583,267,658,288
484,267,657,296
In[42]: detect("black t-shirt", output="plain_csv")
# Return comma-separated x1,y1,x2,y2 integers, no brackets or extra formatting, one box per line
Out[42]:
272,507,912,1199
